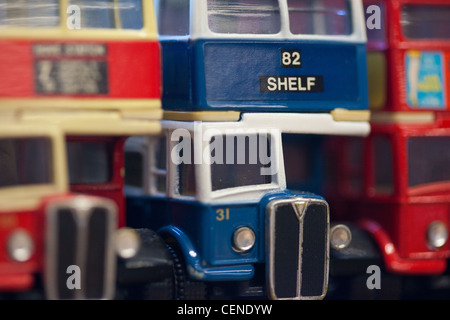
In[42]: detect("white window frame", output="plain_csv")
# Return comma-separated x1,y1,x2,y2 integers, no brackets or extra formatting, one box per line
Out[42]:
190,0,366,43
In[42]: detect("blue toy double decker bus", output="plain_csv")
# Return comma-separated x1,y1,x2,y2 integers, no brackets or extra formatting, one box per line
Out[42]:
124,0,370,300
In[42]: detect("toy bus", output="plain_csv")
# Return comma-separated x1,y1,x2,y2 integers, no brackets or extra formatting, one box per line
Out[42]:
125,113,370,300
122,0,371,300
325,0,450,299
0,0,170,299
0,0,162,225
0,121,119,300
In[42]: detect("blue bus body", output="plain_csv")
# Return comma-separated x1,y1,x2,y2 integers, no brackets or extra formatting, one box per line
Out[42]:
126,189,327,286
161,39,368,112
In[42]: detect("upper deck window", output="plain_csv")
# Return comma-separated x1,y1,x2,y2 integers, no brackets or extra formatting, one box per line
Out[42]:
0,137,53,188
288,0,352,35
157,0,189,36
0,0,144,29
0,0,59,28
402,4,450,40
207,0,281,34
70,0,143,30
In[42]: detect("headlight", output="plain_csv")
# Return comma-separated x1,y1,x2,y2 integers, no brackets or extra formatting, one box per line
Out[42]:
427,221,448,249
115,227,140,259
8,229,34,262
232,227,255,253
330,224,352,250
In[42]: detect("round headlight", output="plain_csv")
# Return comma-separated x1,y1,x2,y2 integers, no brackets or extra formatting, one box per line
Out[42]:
427,221,448,249
8,229,34,262
115,228,140,259
232,227,255,253
330,224,352,250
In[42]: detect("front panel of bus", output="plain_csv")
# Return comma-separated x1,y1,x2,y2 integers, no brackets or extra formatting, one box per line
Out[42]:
0,0,160,106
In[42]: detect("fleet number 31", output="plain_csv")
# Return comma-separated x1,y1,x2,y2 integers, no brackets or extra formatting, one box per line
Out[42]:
216,208,230,221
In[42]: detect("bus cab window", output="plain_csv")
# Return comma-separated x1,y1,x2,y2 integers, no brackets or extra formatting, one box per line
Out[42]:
288,0,352,35
70,0,143,30
0,0,59,27
157,0,189,36
210,134,273,191
0,137,52,187
207,0,281,34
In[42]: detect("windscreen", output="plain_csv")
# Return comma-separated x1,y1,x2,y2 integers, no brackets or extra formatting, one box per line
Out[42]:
0,137,53,188
210,134,273,191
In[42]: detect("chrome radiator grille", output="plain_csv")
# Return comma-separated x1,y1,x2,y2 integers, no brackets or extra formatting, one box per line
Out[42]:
45,197,117,300
267,198,329,300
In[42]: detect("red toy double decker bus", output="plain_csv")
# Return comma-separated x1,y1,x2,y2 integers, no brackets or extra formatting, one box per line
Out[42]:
327,0,450,298
0,0,169,299
0,0,162,228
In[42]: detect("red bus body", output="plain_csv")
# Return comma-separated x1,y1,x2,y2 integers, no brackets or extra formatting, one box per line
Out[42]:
0,37,161,228
331,114,450,274
330,0,450,275
0,193,71,291
0,40,160,100
366,0,450,113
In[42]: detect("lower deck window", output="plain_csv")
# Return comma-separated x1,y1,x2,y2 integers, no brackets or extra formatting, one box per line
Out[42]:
373,135,393,195
67,141,111,184
408,136,450,187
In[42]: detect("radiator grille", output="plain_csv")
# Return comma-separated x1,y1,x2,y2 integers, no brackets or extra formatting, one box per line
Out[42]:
45,197,116,300
267,198,329,300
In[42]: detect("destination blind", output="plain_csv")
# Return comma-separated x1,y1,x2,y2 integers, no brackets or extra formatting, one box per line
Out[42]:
259,75,324,93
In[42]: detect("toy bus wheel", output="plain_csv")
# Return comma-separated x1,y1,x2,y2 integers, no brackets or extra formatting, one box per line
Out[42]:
164,238,206,300
140,277,174,300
